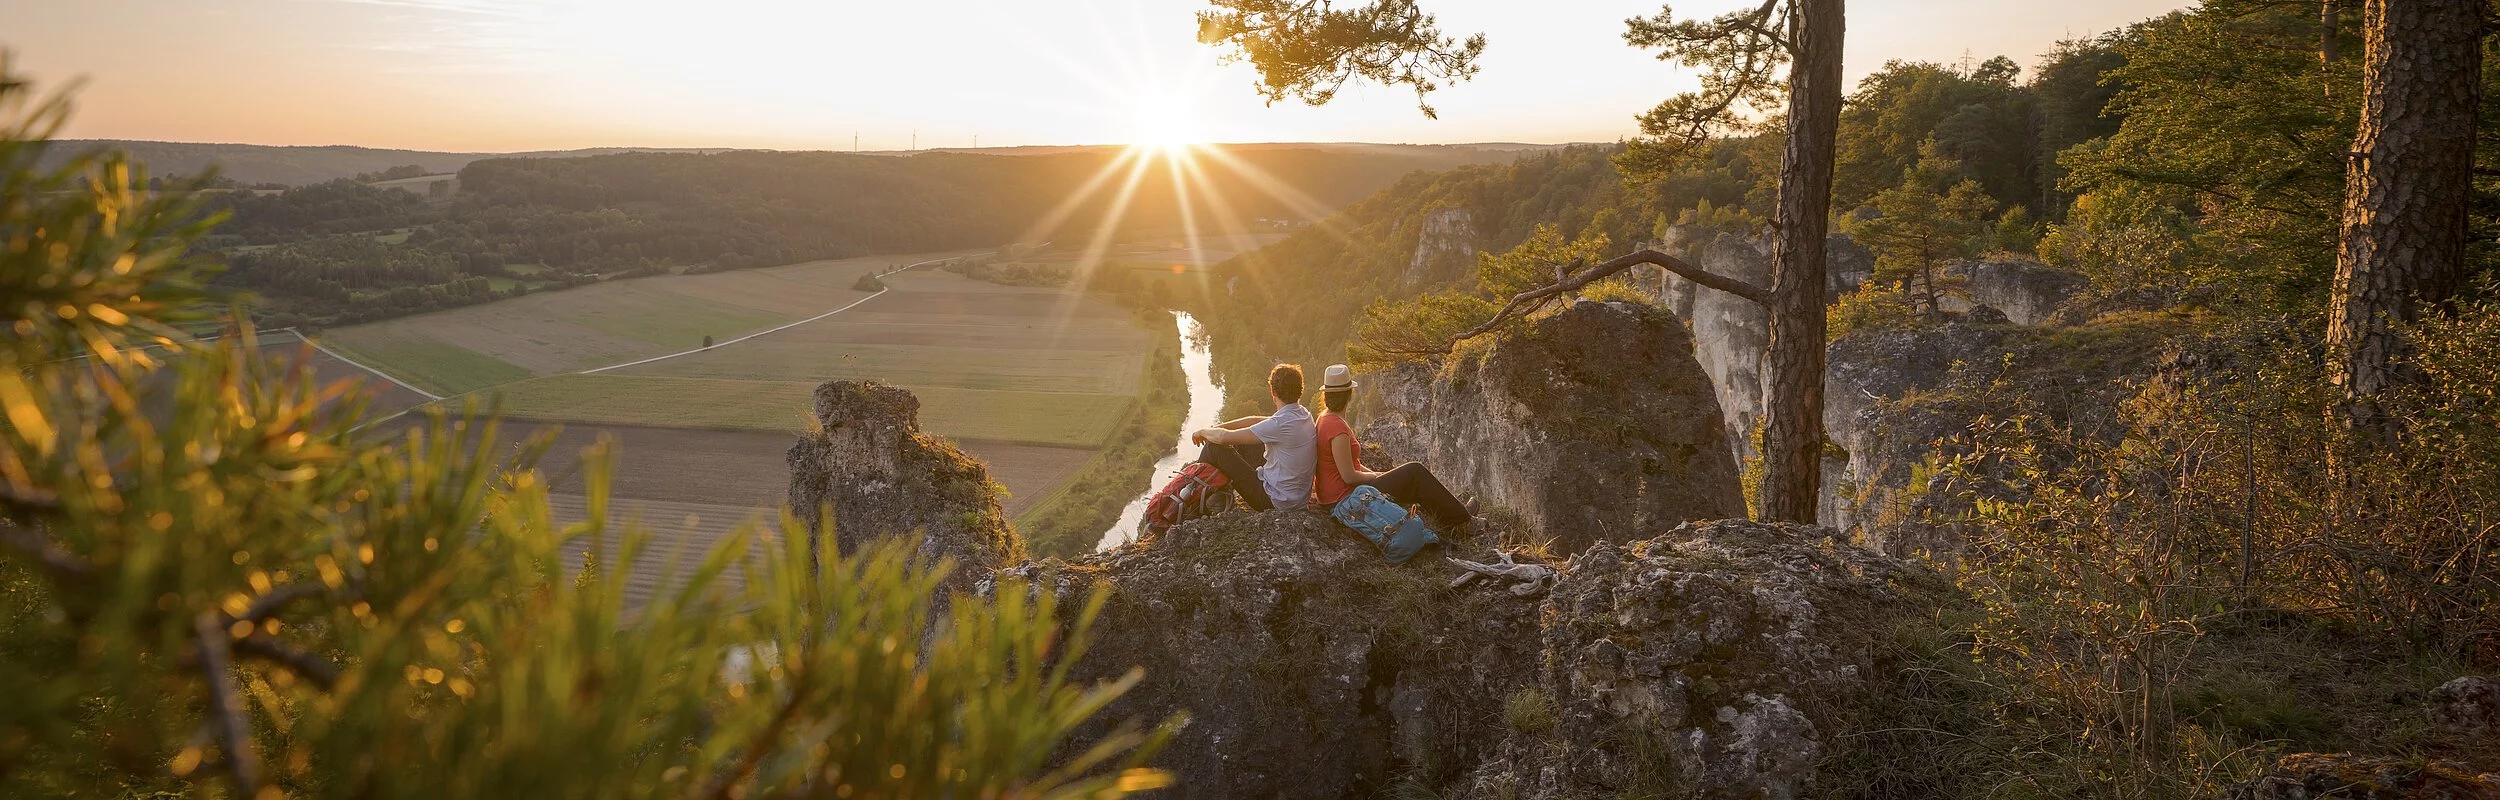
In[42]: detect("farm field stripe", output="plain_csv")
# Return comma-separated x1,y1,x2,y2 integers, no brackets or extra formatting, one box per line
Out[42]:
576,253,975,375
305,337,447,401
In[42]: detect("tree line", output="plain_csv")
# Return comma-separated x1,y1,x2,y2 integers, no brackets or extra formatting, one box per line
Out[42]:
199,144,1532,328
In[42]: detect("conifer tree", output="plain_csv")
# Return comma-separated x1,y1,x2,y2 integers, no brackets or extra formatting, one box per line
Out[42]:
1852,144,1999,319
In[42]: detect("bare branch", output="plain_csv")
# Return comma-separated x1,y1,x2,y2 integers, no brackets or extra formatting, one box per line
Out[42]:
234,636,340,690
194,611,262,795
0,523,93,582
1449,249,1769,346
240,582,322,623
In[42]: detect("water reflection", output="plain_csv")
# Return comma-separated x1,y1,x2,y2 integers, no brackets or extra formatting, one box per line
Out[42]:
1097,311,1223,550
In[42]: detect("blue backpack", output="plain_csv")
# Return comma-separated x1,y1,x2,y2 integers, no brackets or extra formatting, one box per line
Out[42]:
1330,485,1441,564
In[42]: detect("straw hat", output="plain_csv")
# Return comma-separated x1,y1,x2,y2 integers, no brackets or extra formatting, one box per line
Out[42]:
1320,364,1356,391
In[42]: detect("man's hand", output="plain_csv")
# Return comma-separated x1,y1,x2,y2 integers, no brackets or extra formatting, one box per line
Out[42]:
1197,427,1254,446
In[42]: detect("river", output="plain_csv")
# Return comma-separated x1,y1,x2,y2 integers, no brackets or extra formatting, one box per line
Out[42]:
1095,311,1225,551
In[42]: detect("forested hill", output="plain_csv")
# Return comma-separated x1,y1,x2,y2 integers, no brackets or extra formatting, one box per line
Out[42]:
40,138,1557,188
202,143,1541,327
448,144,1554,264
33,140,725,187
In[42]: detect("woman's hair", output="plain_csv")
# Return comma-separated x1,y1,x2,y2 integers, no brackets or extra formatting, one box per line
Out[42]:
1320,387,1352,414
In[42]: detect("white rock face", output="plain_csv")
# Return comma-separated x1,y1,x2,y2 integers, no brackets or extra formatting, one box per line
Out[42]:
1404,207,1478,289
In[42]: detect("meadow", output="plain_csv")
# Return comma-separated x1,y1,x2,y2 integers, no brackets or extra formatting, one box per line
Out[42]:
480,373,1134,448
320,257,894,377
317,248,1163,571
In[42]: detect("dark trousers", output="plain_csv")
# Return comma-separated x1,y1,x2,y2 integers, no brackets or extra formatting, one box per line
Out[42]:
1196,442,1273,511
1362,462,1467,527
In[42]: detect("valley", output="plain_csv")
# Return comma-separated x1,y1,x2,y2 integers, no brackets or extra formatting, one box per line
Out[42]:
310,235,1271,608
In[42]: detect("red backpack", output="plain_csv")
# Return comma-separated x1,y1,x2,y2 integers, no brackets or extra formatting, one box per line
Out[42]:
1140,462,1235,538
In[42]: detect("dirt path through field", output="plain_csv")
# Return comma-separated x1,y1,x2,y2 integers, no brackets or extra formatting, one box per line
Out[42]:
576,252,983,375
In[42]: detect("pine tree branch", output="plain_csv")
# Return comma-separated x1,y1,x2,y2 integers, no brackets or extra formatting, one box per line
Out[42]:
1450,248,1769,346
704,672,814,800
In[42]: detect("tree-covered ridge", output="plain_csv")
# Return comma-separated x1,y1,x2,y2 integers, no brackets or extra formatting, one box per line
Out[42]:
1186,36,2126,403
200,144,1541,328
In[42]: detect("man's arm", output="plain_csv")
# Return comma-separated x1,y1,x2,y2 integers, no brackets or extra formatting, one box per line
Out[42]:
1195,426,1261,446
1192,414,1270,446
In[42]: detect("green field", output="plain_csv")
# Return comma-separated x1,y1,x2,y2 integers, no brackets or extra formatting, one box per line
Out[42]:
631,342,1144,394
320,249,1169,552
481,373,1134,447
563,292,786,349
320,330,532,395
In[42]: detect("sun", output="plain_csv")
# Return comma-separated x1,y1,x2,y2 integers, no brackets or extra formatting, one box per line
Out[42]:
1126,94,1204,155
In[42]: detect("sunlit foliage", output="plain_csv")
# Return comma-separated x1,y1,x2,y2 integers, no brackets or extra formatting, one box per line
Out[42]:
1847,143,2000,319
1195,0,1484,119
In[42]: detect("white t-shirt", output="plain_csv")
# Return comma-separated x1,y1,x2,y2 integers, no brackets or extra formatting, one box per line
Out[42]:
1247,402,1318,505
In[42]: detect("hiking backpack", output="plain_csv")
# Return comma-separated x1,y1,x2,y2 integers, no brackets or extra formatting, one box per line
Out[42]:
1139,461,1235,538
1330,484,1441,565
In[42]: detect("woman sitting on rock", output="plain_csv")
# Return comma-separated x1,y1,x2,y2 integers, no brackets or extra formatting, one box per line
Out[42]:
1311,364,1477,533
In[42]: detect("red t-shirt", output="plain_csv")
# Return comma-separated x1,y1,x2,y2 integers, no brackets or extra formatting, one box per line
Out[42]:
1313,413,1360,505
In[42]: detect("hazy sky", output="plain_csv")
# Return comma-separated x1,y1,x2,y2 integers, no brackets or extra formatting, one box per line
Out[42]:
6,0,2190,152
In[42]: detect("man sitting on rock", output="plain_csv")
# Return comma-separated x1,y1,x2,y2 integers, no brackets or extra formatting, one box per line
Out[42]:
1189,363,1318,512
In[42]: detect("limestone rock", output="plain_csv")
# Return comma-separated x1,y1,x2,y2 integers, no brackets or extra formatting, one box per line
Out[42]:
1643,225,1872,466
1456,519,1945,800
991,511,1942,800
1945,257,2087,326
2434,676,2500,749
998,509,1547,799
1822,315,2201,554
1360,299,1745,554
1404,207,1479,289
785,380,1022,593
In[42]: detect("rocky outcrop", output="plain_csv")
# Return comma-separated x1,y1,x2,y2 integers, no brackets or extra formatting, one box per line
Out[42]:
1456,519,1946,800
1821,321,2015,548
1648,224,1871,466
1403,207,1478,289
1642,227,2085,529
994,512,1944,800
1359,300,1745,554
1945,257,2088,326
1823,315,2201,555
2226,753,2500,799
785,380,1022,592
2440,680,2500,745
997,510,1544,798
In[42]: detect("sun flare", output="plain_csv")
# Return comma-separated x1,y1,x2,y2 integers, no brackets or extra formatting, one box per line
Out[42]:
1126,94,1205,155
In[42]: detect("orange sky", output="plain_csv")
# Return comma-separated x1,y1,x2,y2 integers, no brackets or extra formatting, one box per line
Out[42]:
6,0,2190,152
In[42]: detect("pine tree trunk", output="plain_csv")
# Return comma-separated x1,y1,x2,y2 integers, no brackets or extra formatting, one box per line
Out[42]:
2326,0,2482,439
1756,0,1846,524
